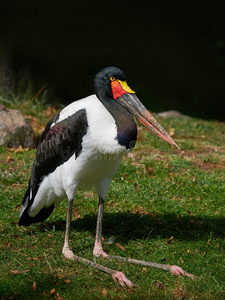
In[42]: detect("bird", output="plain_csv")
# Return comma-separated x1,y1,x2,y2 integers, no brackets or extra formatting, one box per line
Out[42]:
19,66,193,286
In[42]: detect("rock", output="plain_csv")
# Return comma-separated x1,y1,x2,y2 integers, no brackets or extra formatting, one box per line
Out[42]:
156,110,190,118
0,107,35,148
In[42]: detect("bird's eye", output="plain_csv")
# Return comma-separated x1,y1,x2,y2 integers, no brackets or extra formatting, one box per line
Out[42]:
110,76,116,81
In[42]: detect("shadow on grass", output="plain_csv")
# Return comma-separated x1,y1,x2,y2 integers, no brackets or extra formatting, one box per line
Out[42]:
38,211,225,243
0,272,82,300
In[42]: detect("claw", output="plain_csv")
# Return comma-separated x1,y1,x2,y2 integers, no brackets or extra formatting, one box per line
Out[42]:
170,265,195,279
112,271,136,287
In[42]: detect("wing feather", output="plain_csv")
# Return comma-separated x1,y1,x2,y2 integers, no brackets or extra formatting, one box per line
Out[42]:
19,108,88,226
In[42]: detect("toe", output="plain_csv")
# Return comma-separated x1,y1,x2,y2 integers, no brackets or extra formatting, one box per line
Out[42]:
171,265,195,279
113,271,136,287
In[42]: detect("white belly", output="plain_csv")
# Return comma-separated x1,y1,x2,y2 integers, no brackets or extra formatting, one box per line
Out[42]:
28,151,122,217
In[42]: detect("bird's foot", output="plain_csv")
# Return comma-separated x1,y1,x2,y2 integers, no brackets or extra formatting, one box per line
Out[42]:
92,254,195,279
112,271,136,288
63,245,136,287
170,265,195,279
62,246,75,260
93,241,109,258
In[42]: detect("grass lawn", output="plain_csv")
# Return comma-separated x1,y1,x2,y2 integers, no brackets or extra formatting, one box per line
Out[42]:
0,110,224,299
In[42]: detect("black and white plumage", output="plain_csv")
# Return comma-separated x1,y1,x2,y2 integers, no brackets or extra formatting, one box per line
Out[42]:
19,67,193,286
20,109,88,225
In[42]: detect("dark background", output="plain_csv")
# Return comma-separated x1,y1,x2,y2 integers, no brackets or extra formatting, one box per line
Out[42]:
0,0,225,120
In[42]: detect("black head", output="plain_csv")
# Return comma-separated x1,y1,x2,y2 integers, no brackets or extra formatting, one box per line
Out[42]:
94,66,126,99
93,67,181,151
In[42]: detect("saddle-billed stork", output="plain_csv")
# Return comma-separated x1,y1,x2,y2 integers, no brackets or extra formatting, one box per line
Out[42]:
19,66,193,286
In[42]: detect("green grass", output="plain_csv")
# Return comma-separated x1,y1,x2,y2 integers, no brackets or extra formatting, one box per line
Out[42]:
0,68,49,118
0,115,225,299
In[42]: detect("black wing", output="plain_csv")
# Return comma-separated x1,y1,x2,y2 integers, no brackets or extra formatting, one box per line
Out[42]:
19,108,88,226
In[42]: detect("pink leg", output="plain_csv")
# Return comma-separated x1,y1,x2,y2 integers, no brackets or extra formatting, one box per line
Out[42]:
62,198,74,259
92,198,194,278
93,197,109,258
62,197,136,287
62,197,193,286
